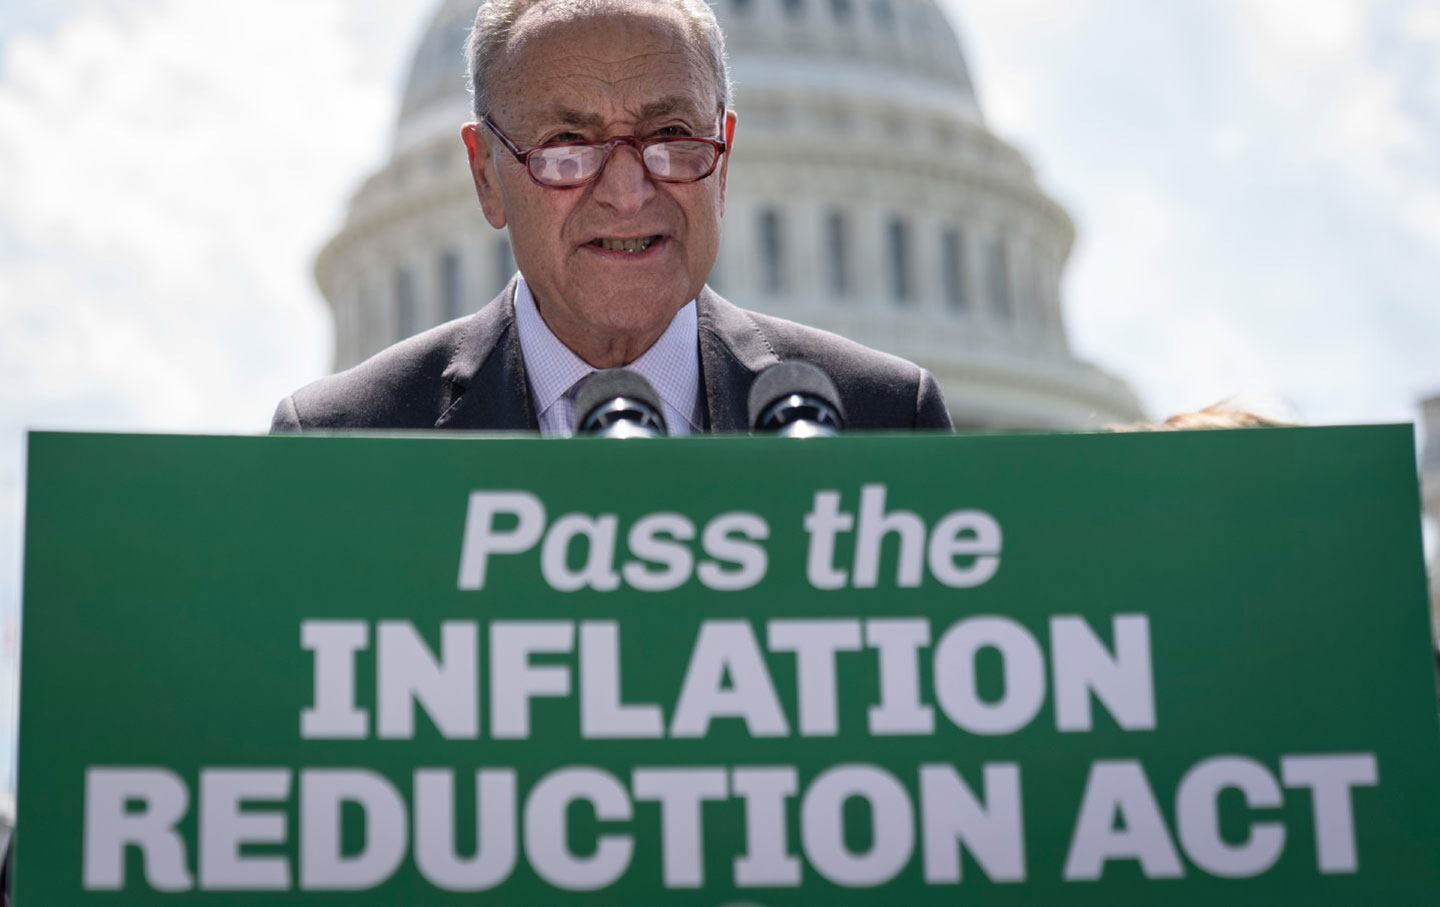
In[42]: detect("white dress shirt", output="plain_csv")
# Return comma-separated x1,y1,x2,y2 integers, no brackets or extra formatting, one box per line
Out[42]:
512,275,704,436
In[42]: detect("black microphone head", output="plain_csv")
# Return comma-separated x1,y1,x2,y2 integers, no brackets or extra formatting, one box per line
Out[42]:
748,360,846,434
574,368,668,437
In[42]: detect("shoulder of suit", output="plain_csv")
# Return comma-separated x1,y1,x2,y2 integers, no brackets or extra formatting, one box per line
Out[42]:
699,295,942,430
733,306,928,386
286,315,478,430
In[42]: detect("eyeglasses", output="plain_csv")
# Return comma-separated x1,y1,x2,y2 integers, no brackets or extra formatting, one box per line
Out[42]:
481,114,728,189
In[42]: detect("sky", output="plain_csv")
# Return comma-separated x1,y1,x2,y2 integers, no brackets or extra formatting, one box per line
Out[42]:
960,0,1440,425
1,0,1439,796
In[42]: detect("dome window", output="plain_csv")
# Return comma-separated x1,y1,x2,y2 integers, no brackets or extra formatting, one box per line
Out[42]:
440,249,464,322
344,284,367,364
942,227,968,311
758,209,786,295
394,266,418,341
871,0,895,29
824,210,850,297
887,217,912,304
986,237,1012,320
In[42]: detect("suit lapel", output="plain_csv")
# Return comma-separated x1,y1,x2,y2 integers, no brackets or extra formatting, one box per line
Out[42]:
697,287,780,432
435,277,539,431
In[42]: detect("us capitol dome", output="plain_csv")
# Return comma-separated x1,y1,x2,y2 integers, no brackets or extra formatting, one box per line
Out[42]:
315,0,1145,430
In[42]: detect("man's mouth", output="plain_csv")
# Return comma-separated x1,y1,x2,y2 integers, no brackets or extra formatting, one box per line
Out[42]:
588,235,663,253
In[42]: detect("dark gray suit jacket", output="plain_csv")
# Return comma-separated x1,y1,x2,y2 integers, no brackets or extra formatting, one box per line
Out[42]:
272,280,952,433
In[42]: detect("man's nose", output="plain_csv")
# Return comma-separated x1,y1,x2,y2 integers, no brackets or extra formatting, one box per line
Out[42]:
589,144,655,215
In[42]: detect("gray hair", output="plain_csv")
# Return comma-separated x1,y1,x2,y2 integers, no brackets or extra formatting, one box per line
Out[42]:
466,0,733,119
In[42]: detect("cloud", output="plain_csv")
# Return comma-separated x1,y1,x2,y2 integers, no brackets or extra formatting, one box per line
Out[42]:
1407,5,1440,40
3,3,384,430
0,0,433,793
1210,125,1251,162
1227,0,1365,63
0,0,427,580
953,0,1440,425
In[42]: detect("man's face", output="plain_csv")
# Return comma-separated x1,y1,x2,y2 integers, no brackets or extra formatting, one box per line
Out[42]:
462,5,735,362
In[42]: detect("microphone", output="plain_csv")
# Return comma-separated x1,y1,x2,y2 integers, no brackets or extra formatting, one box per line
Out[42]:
574,369,669,438
748,360,846,437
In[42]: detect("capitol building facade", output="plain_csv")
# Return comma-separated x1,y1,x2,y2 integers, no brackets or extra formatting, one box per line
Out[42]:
316,0,1145,430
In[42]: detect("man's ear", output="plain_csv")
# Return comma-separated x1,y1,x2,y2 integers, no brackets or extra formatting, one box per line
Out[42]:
718,109,738,216
461,122,507,229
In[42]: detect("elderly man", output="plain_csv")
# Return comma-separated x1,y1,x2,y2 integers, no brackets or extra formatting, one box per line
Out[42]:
272,0,951,434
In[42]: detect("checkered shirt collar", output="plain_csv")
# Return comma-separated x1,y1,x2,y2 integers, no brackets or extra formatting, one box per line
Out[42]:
512,275,702,431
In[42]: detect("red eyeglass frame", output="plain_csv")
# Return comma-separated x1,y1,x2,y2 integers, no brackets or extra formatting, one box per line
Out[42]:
480,114,729,188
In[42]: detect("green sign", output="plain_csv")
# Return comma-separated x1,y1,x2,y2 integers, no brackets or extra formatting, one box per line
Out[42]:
18,426,1440,903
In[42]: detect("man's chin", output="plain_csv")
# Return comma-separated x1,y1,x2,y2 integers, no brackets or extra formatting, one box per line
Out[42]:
562,293,687,356
587,303,686,339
